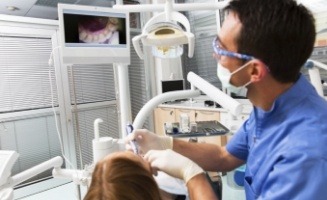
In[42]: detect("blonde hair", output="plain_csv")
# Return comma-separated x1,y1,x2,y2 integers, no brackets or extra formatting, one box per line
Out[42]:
84,155,162,200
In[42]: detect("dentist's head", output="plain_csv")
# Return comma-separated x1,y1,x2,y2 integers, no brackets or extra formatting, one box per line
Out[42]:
213,0,315,108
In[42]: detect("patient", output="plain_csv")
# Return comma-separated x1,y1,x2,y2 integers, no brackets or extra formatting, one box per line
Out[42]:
84,151,175,200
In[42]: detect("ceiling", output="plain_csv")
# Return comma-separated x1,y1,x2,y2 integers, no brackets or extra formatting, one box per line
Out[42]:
0,0,116,20
0,0,326,20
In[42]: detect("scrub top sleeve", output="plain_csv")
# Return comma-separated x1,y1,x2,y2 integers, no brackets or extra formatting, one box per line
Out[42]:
226,120,249,161
258,149,327,200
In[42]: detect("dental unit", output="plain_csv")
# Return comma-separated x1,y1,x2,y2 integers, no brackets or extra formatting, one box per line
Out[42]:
1,0,326,199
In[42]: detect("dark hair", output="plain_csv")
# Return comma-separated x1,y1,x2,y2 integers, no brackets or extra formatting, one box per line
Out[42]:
84,156,162,200
225,0,316,83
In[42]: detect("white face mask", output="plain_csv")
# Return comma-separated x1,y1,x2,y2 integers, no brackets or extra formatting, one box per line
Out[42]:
217,62,252,97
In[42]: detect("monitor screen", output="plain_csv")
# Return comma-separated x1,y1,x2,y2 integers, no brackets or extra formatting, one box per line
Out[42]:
161,80,184,93
58,4,130,64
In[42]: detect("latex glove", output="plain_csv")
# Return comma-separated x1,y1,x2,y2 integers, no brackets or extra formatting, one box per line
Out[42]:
125,129,173,155
144,149,204,183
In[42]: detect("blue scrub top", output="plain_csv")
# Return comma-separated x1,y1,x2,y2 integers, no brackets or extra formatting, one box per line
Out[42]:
226,74,327,200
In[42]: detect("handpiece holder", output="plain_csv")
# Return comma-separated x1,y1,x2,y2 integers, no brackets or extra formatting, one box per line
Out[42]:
92,118,124,163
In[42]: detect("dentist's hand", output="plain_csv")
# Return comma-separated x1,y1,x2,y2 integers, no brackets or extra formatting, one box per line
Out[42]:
125,129,173,155
144,149,204,183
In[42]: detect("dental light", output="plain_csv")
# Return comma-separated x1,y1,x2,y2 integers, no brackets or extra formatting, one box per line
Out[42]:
132,0,194,59
113,0,230,59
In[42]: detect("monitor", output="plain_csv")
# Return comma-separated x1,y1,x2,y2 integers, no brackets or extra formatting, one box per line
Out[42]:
58,4,130,65
161,79,185,93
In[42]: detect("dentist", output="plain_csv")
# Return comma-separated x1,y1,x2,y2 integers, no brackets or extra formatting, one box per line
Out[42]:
128,0,327,199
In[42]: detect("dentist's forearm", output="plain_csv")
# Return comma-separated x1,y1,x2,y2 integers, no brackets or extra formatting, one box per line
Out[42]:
187,173,219,200
173,139,243,172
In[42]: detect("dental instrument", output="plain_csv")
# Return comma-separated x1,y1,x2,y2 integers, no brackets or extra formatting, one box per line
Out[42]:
126,124,139,155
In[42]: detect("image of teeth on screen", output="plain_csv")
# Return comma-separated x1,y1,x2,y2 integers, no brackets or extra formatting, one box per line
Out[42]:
78,16,120,44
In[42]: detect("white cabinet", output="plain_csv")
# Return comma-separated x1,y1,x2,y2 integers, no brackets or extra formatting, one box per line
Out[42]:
195,110,220,122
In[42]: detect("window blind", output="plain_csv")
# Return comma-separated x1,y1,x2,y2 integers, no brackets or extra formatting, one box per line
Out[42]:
0,116,61,180
68,65,116,104
0,35,61,184
72,106,119,168
0,36,58,113
68,64,119,168
181,0,222,90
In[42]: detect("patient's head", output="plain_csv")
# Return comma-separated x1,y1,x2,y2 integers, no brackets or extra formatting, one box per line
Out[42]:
84,151,162,200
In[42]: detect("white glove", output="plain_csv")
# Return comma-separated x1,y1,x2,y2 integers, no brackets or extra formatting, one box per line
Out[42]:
125,129,173,155
144,149,204,183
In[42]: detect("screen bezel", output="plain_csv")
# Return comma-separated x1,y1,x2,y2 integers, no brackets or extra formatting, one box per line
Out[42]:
58,4,130,65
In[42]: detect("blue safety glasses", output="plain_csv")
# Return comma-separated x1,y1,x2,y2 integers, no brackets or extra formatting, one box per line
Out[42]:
212,36,254,61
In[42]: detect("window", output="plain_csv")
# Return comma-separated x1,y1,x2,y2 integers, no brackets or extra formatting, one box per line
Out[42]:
181,0,222,90
0,34,62,186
